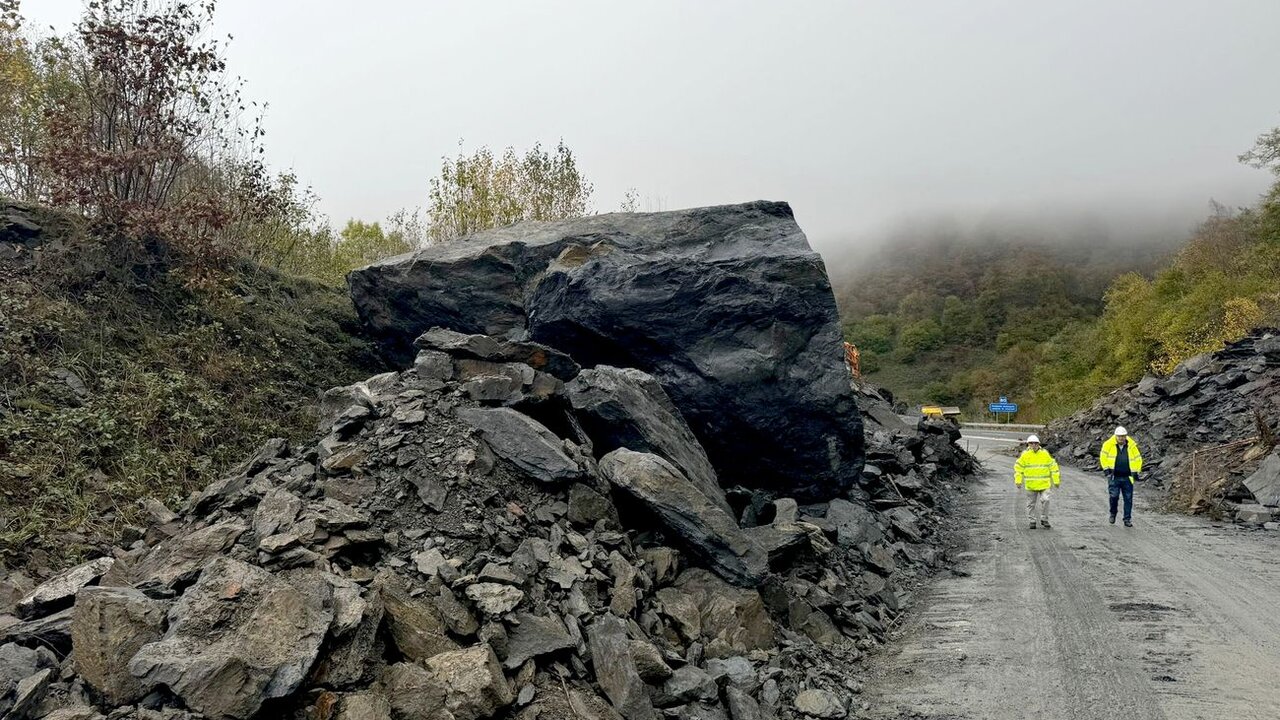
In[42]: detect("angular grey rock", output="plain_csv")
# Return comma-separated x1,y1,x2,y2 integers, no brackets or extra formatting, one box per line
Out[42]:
793,689,845,718
381,662,449,720
40,707,104,720
503,613,575,669
252,489,304,539
0,609,72,652
0,643,55,717
825,500,882,547
725,686,765,720
465,583,524,617
1235,504,1274,524
457,407,583,484
415,327,580,381
310,591,384,688
600,449,767,587
71,586,168,704
1244,450,1280,507
654,665,718,707
566,366,730,513
587,615,659,720
568,483,621,528
628,640,673,682
423,645,514,720
6,667,51,720
706,656,755,689
15,557,113,619
376,572,459,662
865,545,896,576
337,692,393,720
115,520,246,589
129,557,335,720
349,202,864,501
656,570,777,653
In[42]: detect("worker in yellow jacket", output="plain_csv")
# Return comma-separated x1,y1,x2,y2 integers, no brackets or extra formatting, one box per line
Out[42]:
1100,426,1144,527
1015,435,1060,529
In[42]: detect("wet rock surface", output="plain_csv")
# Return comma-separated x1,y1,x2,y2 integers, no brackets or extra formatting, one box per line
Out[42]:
0,204,979,719
349,202,864,501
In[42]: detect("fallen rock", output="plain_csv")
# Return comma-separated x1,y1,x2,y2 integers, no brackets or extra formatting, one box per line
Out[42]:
71,586,168,704
457,407,583,484
15,557,113,619
588,615,659,720
416,327,580,381
657,570,776,654
129,557,335,719
465,583,525,617
1244,450,1280,507
6,667,51,720
793,689,845,718
349,202,865,501
337,691,393,720
567,366,730,513
381,662,450,719
503,613,575,669
377,572,459,662
1236,504,1274,525
628,640,673,682
600,449,767,587
423,645,514,720
655,665,719,707
0,643,56,717
0,609,73,653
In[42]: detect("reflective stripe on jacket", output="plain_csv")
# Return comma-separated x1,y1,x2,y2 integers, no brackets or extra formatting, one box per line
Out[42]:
1099,436,1143,479
1014,448,1060,491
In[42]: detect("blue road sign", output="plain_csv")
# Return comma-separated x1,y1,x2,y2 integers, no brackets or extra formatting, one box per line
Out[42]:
989,402,1018,413
999,396,1008,403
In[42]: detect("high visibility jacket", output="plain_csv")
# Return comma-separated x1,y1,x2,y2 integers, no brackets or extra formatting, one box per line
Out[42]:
1014,448,1060,491
1099,436,1143,480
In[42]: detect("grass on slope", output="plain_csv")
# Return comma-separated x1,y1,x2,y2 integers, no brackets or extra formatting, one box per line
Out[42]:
0,222,385,568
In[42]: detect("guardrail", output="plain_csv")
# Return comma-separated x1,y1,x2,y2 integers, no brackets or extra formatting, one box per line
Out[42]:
961,422,1046,431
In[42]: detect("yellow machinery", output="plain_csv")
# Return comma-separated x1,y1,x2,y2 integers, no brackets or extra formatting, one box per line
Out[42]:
920,405,962,423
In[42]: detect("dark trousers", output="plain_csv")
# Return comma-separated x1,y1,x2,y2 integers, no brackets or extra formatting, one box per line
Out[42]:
1108,475,1134,521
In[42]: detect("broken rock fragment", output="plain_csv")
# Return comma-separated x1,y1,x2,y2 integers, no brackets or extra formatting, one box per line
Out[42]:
128,557,335,720
600,449,767,587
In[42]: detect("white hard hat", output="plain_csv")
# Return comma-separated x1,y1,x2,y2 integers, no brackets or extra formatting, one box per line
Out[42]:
1026,434,1040,444
1115,426,1128,436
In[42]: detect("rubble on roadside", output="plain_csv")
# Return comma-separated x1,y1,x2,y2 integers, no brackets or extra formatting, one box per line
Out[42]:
1046,329,1280,523
0,203,979,719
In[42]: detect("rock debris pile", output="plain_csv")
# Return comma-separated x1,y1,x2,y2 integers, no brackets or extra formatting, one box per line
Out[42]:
0,203,976,720
1046,329,1280,523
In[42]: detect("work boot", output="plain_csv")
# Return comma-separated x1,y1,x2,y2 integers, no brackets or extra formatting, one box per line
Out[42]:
1123,519,1133,528
1109,514,1116,525
1029,521,1037,530
1040,519,1051,529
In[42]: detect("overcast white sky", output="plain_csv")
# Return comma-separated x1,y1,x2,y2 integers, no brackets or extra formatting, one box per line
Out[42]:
22,0,1280,250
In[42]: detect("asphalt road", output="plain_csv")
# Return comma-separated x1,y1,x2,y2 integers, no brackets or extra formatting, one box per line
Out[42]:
861,433,1280,719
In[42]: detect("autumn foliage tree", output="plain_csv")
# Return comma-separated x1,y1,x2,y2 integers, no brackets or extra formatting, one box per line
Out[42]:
0,0,289,270
426,140,594,242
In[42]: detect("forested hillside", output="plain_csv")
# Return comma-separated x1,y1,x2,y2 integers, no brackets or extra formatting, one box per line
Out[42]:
834,231,1175,419
838,125,1280,421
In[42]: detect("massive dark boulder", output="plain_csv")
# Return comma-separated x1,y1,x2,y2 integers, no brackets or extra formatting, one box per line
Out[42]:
349,202,863,500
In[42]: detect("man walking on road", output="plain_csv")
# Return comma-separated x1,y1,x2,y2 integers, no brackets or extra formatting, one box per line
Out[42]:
1015,434,1060,529
1100,426,1143,527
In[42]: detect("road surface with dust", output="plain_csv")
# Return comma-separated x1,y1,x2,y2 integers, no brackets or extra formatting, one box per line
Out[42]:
862,436,1280,719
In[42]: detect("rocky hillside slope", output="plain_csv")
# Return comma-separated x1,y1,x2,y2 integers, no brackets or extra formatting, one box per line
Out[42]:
1046,329,1280,523
0,203,977,720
